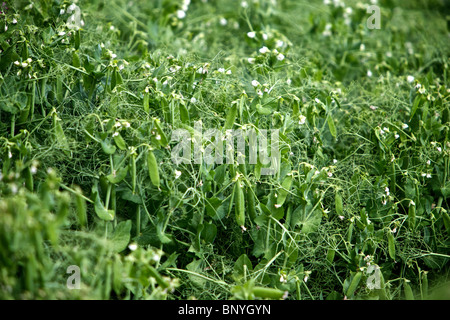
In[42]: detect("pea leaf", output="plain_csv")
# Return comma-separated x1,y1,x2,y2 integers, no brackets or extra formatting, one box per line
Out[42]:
109,220,131,253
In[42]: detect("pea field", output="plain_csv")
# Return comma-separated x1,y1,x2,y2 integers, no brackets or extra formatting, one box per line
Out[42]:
0,0,449,300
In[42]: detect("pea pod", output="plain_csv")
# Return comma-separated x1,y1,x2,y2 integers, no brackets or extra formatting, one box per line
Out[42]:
378,271,388,300
404,280,414,300
326,248,335,264
442,210,450,236
224,103,237,130
422,271,428,299
153,118,168,147
246,185,257,222
53,112,70,155
113,132,127,151
143,92,150,113
252,287,285,300
388,231,396,260
23,166,33,192
130,152,137,194
327,114,337,138
180,102,190,124
335,192,343,216
408,204,416,230
346,271,362,298
235,179,245,230
147,149,160,188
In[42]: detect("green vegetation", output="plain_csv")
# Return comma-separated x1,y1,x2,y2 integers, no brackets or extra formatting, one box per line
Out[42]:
0,0,449,300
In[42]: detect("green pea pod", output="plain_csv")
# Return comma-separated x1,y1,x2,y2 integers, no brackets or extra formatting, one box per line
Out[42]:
327,114,337,138
147,149,160,188
277,174,292,206
346,272,362,298
404,280,414,300
335,192,343,216
378,271,388,300
388,232,396,260
73,51,81,67
252,287,285,300
224,103,237,130
326,248,335,264
153,118,168,147
442,211,450,236
235,180,245,229
422,271,428,299
408,204,416,230
143,92,150,113
130,153,137,194
113,132,127,150
53,112,70,154
74,29,81,50
180,102,190,124
23,166,33,192
246,185,257,222
347,220,354,243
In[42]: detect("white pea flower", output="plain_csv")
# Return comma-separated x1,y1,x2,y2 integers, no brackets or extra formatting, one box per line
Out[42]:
128,243,138,251
247,31,256,38
252,80,260,87
259,46,269,54
176,10,186,19
402,123,409,130
175,170,182,179
220,18,227,26
276,53,285,61
298,115,306,125
367,70,373,77
247,58,255,64
407,75,415,83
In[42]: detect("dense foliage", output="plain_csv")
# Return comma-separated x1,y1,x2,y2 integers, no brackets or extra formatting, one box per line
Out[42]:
0,0,449,300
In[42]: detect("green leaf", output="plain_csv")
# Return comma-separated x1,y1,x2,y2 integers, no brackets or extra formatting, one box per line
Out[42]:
101,139,117,155
109,220,131,252
186,259,206,288
233,254,253,283
93,189,115,221
106,166,128,184
291,203,322,234
200,223,217,243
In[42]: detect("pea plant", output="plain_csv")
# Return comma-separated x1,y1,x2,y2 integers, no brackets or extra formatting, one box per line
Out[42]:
0,0,449,300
